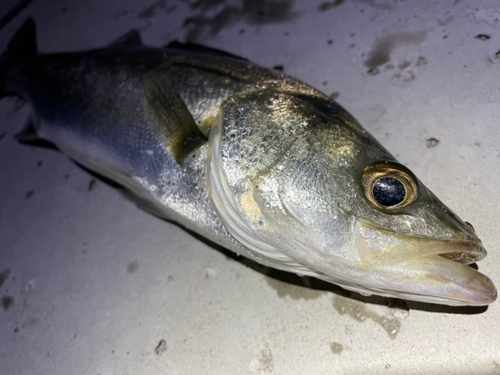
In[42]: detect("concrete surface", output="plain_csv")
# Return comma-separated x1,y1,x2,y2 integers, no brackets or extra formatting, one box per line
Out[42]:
1,0,500,374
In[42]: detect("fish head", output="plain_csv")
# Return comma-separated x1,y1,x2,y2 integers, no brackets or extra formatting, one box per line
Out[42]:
207,90,496,306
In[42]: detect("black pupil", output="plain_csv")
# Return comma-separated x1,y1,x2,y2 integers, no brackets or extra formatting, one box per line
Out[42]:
373,177,406,207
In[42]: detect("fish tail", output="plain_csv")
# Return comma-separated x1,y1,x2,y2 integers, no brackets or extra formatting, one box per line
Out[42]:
0,18,37,96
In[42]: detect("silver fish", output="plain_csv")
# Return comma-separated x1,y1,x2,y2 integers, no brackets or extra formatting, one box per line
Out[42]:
1,20,496,306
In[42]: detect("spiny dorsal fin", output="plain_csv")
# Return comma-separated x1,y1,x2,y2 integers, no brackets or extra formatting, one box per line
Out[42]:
144,73,206,166
108,29,142,48
165,41,249,62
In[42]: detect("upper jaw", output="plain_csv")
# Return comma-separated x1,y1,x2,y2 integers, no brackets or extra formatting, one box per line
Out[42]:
437,238,486,264
355,221,487,266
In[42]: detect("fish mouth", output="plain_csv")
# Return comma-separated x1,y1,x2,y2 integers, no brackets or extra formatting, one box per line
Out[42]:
438,240,485,264
355,222,497,306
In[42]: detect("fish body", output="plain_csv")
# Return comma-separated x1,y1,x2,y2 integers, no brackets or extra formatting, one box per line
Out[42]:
1,20,496,306
1,23,320,251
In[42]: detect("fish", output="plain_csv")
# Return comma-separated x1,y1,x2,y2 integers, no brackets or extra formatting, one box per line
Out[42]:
1,19,496,306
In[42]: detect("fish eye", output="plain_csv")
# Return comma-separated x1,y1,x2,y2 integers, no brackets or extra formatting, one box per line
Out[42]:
362,162,419,210
373,177,405,207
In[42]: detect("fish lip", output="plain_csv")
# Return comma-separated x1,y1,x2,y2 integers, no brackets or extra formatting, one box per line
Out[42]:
366,276,497,306
394,236,488,266
355,221,487,266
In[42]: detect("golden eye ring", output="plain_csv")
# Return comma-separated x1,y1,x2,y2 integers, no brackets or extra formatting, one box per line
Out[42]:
362,162,419,210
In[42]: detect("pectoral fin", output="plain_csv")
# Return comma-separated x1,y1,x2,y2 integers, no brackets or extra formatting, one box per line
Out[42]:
144,73,206,166
14,116,58,150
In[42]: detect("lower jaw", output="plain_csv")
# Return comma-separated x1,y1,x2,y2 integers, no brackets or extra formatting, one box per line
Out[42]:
378,255,498,306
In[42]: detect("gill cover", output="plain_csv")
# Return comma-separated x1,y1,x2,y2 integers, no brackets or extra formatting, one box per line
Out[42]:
207,89,362,278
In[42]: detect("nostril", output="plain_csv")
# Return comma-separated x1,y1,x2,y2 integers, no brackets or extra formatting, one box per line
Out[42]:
465,221,475,232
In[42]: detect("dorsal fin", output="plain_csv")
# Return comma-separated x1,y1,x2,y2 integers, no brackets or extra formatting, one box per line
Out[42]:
108,29,142,48
165,41,249,62
144,72,207,166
